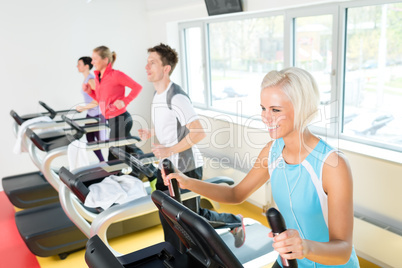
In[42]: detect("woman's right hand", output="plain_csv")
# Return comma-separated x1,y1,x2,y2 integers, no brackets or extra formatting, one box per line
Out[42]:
82,83,92,94
269,228,308,260
161,169,190,190
138,128,152,140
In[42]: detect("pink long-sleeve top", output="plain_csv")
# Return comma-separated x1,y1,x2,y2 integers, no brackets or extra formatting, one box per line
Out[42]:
88,63,142,119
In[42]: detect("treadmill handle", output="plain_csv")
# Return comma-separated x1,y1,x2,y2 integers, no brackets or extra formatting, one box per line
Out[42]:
39,101,57,119
266,208,298,268
162,159,181,203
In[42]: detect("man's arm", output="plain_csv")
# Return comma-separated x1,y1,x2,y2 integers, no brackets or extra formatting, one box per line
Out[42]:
171,119,206,153
152,119,205,159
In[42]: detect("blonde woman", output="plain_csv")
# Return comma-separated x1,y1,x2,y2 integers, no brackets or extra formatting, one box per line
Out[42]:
164,67,359,267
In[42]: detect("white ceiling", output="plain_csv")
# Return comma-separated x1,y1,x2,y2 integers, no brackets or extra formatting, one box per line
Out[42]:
145,0,204,11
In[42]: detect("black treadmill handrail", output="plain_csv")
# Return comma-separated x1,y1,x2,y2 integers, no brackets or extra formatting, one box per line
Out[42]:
108,136,141,143
27,128,85,152
109,146,155,178
10,110,24,125
26,128,49,152
61,115,86,136
38,101,57,119
266,208,298,267
10,110,49,126
162,159,181,203
59,167,90,203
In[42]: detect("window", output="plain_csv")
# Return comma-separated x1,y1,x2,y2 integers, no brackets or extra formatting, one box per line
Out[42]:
294,14,333,106
183,27,206,106
343,2,402,150
179,0,402,154
294,13,334,130
208,16,284,116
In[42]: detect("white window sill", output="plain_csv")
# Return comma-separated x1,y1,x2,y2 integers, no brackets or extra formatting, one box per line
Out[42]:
196,108,402,165
331,138,402,165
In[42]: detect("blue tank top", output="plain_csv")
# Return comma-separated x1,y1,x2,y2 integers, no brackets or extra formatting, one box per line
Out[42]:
82,73,100,117
268,138,359,267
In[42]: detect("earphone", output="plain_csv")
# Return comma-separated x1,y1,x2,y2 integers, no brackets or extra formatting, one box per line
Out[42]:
281,137,306,241
281,131,317,268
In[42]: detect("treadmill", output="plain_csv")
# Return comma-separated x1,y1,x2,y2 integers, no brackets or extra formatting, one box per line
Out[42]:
3,115,106,208
85,190,277,268
10,100,103,155
10,100,77,137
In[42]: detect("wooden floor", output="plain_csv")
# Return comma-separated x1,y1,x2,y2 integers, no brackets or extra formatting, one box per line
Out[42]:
34,201,380,268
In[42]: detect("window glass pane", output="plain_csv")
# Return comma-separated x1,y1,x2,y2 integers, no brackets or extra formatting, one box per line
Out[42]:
344,3,402,149
208,16,284,117
294,14,333,129
185,27,206,105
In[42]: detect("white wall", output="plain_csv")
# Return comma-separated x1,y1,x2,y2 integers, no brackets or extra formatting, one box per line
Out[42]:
0,0,155,185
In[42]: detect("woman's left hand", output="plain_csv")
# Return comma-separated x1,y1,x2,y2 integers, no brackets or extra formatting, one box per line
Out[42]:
268,229,309,260
82,83,92,94
113,99,125,109
76,105,85,112
152,144,172,159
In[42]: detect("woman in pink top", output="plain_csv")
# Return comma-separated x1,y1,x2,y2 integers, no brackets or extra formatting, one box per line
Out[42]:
83,46,143,160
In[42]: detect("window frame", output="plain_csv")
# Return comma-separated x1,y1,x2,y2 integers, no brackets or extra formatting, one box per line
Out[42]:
338,0,402,153
286,4,340,138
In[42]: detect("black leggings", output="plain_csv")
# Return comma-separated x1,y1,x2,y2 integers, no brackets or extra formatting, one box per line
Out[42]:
107,111,133,161
86,114,105,162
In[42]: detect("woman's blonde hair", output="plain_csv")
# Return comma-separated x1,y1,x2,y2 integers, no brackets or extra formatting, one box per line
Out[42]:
260,67,320,131
93,46,116,66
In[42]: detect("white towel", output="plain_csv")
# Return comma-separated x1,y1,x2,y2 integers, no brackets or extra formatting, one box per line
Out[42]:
84,175,147,210
13,116,53,154
67,140,89,171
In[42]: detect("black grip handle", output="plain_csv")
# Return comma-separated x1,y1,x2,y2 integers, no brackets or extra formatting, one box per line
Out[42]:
39,101,57,119
25,128,48,152
266,208,298,268
59,166,89,203
109,146,126,159
162,159,181,203
61,114,86,134
137,152,155,160
109,146,155,178
267,207,287,234
10,110,24,125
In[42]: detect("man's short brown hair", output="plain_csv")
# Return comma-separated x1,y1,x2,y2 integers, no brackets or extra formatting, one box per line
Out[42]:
148,43,179,75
